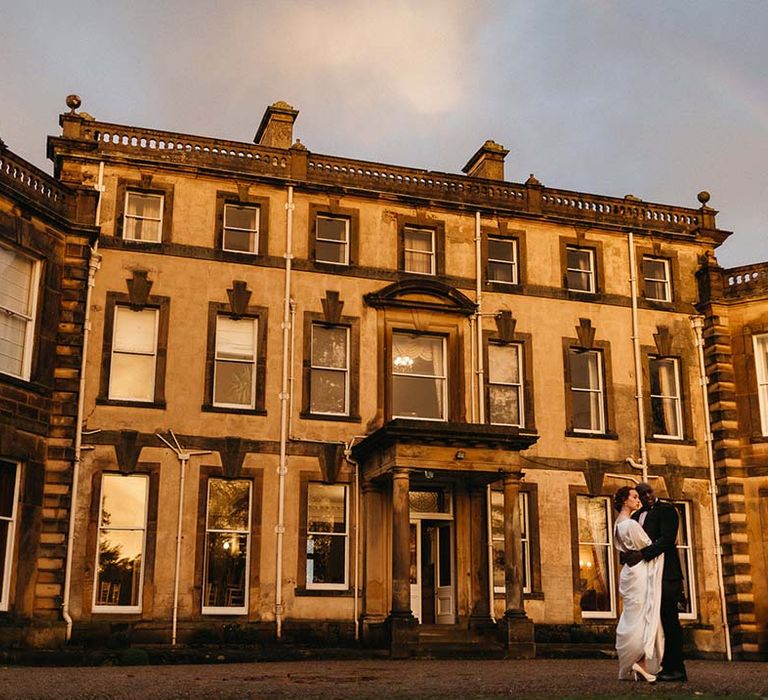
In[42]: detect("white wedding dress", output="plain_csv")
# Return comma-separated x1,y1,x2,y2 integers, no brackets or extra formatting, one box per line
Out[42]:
613,516,665,679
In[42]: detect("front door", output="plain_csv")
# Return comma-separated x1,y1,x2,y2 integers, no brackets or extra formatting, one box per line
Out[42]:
409,519,454,624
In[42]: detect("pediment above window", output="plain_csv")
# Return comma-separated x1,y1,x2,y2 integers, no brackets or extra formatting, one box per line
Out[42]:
364,279,476,316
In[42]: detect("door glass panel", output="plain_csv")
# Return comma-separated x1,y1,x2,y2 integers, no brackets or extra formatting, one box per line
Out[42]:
438,526,451,587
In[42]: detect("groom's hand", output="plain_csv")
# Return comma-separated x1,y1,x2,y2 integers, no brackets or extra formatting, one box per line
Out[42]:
623,551,643,567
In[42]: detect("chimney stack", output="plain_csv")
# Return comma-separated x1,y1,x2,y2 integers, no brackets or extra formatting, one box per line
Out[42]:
462,140,509,181
254,101,299,149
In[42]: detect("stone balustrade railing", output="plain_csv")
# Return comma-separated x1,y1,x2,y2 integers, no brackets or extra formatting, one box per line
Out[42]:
0,146,69,215
723,263,768,297
70,118,706,236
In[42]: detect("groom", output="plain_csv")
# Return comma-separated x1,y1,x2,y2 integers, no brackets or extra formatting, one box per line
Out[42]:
624,482,688,682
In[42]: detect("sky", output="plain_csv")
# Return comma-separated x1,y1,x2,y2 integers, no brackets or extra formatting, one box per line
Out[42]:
1,0,766,267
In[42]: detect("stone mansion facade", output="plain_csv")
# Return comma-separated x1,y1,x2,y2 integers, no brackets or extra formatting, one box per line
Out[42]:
0,98,765,658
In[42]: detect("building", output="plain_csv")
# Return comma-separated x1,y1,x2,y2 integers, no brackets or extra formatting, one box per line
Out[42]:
1,96,764,658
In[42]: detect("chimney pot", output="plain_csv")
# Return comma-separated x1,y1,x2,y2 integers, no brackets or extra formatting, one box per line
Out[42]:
254,101,299,149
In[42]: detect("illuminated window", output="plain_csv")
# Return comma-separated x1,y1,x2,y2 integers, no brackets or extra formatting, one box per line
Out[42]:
392,332,446,420
576,495,615,618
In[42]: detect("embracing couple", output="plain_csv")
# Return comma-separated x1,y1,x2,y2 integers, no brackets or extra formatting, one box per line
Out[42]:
613,482,688,683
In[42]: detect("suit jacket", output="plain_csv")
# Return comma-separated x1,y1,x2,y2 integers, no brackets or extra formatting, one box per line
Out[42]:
631,499,683,582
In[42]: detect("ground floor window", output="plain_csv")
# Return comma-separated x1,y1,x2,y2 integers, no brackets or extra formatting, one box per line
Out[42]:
306,483,349,590
203,478,252,614
93,473,149,612
489,490,530,594
673,501,697,619
0,459,20,611
576,495,615,618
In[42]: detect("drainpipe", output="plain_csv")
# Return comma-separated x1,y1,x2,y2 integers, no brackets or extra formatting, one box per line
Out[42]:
627,229,648,482
486,484,496,623
691,316,733,661
62,161,104,640
469,316,477,422
343,445,361,641
474,211,485,423
286,299,297,438
275,185,295,639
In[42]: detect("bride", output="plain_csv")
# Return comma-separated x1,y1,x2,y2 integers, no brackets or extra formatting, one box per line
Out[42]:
613,486,665,682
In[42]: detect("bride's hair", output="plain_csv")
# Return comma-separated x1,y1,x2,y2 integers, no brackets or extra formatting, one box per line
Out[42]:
614,486,632,512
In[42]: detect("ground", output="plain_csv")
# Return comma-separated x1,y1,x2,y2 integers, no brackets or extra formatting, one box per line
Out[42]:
0,659,766,699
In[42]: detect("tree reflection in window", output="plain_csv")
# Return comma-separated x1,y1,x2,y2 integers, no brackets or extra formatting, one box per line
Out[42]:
306,483,348,589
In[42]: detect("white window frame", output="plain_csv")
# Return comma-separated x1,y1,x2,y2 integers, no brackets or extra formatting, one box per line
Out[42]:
0,244,41,381
123,191,164,243
315,215,350,266
202,478,252,615
488,342,524,428
213,315,258,409
569,349,606,434
642,256,672,302
108,306,159,402
487,236,518,285
403,226,436,276
0,459,21,611
222,203,260,254
310,323,350,416
392,333,448,421
753,334,768,436
93,473,149,614
672,501,697,621
490,490,531,595
306,483,350,591
576,495,616,619
649,356,683,439
566,246,595,293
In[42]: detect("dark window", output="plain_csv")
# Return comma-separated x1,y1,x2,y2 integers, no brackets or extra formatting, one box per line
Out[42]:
566,246,595,293
315,215,350,265
223,204,260,254
487,237,518,285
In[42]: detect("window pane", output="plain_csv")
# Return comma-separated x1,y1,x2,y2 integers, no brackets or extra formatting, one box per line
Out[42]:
317,217,348,242
96,530,144,606
125,218,161,241
0,520,8,596
310,368,346,414
0,248,33,316
216,318,255,361
405,228,433,252
308,484,346,534
204,532,248,608
643,258,666,279
127,193,161,219
405,251,432,274
100,475,148,528
652,397,680,436
570,351,599,390
488,238,514,262
109,353,155,401
207,480,250,531
644,279,667,300
224,205,258,231
114,307,157,354
214,361,254,406
392,334,444,376
577,497,608,543
0,314,26,376
567,248,591,271
316,240,347,264
488,345,519,384
488,261,515,283
223,229,257,253
492,539,505,589
392,376,445,419
489,385,520,425
572,391,602,431
307,534,346,585
312,326,347,369
578,543,612,612
0,462,16,518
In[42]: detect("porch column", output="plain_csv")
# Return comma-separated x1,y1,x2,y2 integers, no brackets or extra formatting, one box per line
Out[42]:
468,484,493,629
391,468,411,616
499,472,535,657
388,467,417,657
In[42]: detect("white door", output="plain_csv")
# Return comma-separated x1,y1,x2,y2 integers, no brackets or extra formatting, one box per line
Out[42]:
435,523,454,624
409,521,422,622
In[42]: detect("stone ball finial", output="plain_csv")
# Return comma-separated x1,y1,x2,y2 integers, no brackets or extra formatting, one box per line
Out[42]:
66,95,82,113
697,190,711,206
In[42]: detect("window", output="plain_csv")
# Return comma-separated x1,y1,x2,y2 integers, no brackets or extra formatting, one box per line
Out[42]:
566,246,595,293
753,334,768,436
108,307,158,402
392,332,446,420
203,479,252,614
213,316,257,409
576,495,615,618
0,460,20,611
94,474,149,612
315,215,350,265
650,357,683,439
488,343,524,427
568,349,605,433
642,256,671,302
403,227,435,275
487,237,518,285
0,245,40,381
673,502,697,620
310,324,349,415
490,490,530,595
306,483,349,590
123,192,163,242
223,204,259,254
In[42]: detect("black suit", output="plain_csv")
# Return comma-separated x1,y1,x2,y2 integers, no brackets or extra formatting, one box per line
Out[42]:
632,500,686,675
